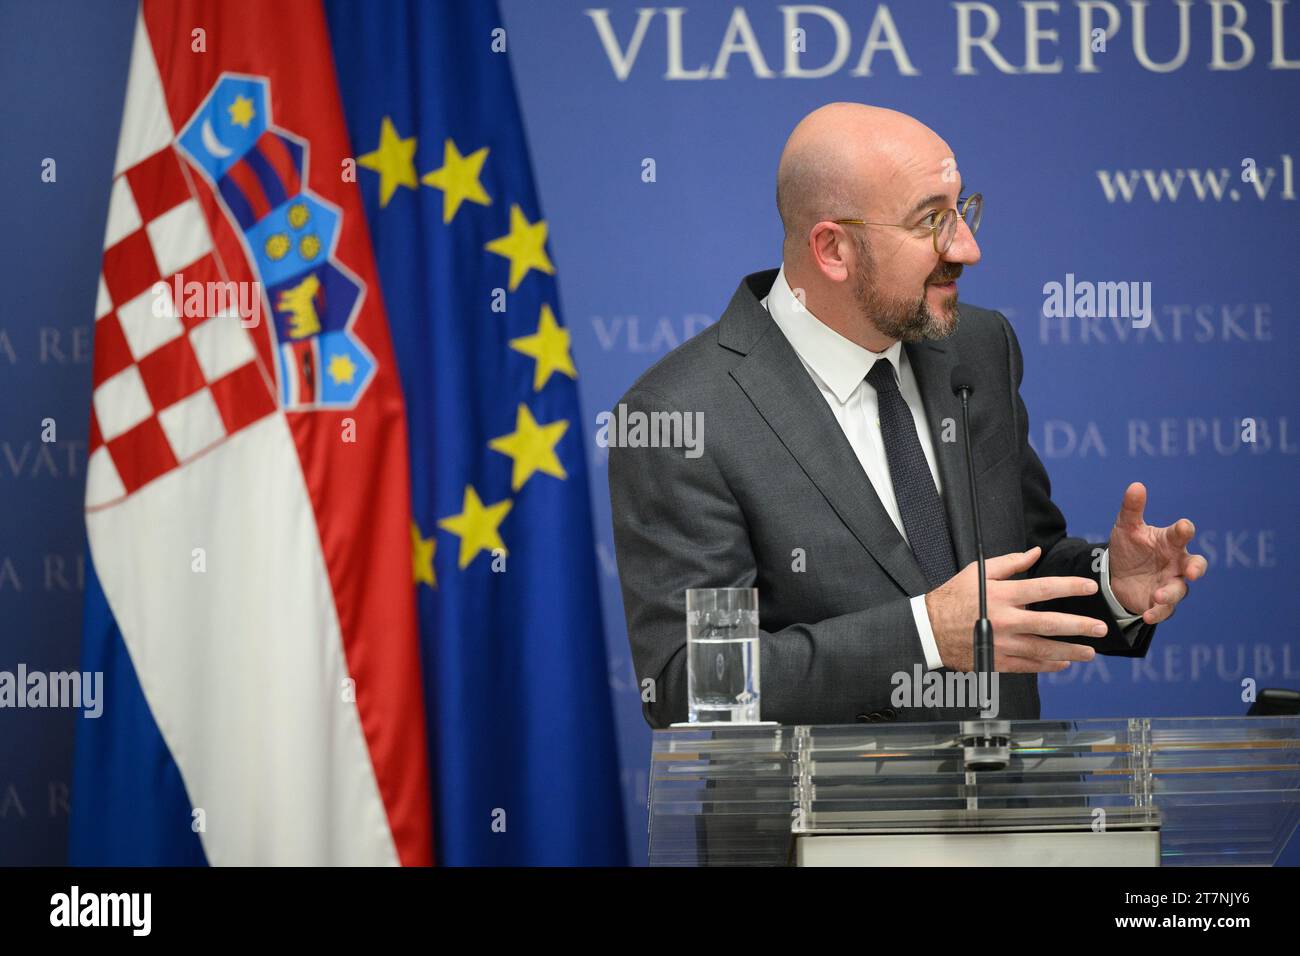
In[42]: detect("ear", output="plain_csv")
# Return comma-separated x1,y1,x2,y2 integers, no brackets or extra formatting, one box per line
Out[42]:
808,222,852,284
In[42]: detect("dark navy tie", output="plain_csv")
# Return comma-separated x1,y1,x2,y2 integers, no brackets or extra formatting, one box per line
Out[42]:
866,358,957,589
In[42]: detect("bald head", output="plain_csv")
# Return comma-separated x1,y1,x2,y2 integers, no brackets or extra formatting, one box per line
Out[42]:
776,103,951,259
770,103,979,352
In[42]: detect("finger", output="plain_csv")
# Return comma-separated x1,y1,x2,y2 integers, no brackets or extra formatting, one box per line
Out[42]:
998,632,1098,662
1153,579,1188,606
985,546,1042,580
1183,554,1208,581
1114,481,1147,530
1011,610,1110,640
1163,518,1195,550
994,654,1073,674
1001,575,1099,605
1143,603,1176,625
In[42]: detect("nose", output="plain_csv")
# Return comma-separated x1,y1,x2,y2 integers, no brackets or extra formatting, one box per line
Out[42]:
944,216,981,266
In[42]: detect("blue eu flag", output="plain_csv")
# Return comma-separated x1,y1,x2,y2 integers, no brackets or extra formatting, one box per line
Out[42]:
325,0,627,865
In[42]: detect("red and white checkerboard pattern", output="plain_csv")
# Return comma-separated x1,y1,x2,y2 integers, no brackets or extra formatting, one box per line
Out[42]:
87,145,277,508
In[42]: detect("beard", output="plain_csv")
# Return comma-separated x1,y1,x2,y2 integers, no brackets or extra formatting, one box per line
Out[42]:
851,234,960,343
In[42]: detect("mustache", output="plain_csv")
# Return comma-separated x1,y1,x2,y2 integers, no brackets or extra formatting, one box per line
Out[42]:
928,265,963,285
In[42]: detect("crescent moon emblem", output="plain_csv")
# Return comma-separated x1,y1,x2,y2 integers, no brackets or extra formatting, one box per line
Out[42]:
201,118,233,159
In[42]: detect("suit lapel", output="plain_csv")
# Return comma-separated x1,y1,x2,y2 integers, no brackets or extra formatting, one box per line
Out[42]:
723,280,930,597
720,271,981,589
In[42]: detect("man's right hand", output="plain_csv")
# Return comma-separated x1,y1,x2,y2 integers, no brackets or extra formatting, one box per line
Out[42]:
925,546,1108,673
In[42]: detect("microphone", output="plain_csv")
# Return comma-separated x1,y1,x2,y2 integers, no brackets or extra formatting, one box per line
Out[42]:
950,366,994,687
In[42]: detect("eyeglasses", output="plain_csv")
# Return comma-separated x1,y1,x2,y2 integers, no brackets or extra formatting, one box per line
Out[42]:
833,192,983,255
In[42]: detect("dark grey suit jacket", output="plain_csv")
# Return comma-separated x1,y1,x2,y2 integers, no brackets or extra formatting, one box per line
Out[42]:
608,269,1155,729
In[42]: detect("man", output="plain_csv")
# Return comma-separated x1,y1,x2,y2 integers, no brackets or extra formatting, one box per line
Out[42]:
608,103,1206,728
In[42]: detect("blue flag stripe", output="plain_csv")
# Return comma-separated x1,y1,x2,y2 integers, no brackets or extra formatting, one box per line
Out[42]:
69,551,208,866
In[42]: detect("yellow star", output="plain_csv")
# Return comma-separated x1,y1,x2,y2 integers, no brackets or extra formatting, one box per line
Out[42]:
327,352,357,385
437,486,512,570
228,95,256,129
509,303,576,391
488,404,570,492
484,204,554,291
421,139,491,224
357,117,418,208
411,522,436,588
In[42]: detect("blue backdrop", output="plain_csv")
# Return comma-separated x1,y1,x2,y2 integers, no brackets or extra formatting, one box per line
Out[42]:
1,0,1297,866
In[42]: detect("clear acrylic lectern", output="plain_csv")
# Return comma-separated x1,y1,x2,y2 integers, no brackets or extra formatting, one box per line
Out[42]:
647,717,1300,866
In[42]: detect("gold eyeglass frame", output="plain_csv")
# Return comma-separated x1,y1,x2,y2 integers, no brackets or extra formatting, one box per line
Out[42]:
832,192,983,255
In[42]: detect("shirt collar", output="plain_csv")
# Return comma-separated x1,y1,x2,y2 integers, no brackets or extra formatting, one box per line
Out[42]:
763,263,905,404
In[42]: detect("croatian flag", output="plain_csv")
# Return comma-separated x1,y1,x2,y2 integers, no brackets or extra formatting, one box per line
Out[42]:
70,0,432,865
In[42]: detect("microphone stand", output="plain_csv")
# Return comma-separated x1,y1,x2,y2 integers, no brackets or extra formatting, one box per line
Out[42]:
956,385,994,701
954,369,1008,771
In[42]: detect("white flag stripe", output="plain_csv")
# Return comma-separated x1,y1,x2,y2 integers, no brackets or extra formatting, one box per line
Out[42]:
87,415,399,865
85,447,127,508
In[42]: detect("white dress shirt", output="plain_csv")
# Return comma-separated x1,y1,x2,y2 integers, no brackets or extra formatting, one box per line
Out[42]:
761,265,1138,670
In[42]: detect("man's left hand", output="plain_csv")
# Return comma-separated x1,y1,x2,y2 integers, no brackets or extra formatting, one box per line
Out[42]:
1108,482,1208,626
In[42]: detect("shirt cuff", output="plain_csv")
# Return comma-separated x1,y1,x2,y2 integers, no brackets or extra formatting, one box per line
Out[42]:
1099,548,1144,629
911,594,945,670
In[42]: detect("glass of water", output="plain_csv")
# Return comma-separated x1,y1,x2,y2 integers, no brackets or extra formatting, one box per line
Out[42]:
686,588,760,724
